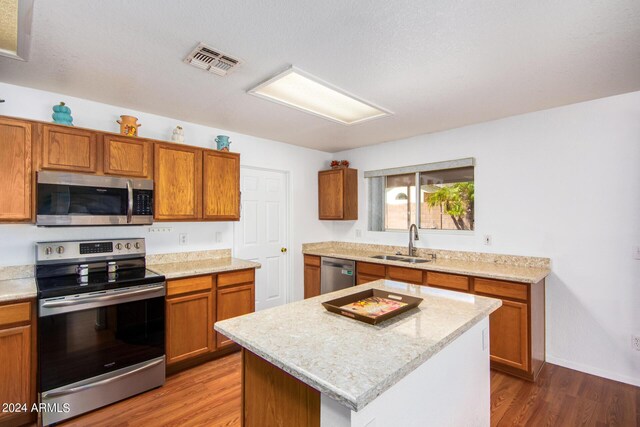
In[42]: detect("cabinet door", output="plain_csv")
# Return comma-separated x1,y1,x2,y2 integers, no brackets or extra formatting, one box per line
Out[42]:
216,284,255,348
203,150,240,220
356,274,384,285
154,143,202,220
0,118,32,222
166,291,213,364
0,325,31,424
103,135,152,178
386,266,423,284
318,169,343,219
489,299,529,371
41,125,98,173
304,264,321,299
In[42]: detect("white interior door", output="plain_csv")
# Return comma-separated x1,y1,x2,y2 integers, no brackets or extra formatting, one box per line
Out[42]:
234,167,289,311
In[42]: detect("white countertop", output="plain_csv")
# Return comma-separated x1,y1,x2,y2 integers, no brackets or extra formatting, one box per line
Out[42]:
148,257,261,279
215,279,501,411
0,277,37,303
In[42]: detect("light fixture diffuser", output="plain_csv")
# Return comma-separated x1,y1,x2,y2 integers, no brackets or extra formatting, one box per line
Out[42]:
248,67,391,125
0,0,33,61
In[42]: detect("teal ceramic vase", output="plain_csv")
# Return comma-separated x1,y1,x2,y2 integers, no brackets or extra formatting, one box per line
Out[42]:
215,135,231,151
52,102,73,126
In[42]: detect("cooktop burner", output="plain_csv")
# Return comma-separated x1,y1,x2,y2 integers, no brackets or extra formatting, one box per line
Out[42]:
36,268,164,299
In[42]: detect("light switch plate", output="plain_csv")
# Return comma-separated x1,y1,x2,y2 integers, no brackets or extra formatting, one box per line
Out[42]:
633,246,640,260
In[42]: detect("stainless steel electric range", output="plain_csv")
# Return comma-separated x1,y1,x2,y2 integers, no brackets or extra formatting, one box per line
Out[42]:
35,238,166,426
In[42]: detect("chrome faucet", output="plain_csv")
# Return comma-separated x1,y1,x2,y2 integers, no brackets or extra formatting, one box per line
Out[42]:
408,224,419,256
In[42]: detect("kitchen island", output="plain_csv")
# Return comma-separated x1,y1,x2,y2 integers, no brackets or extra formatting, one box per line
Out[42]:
215,280,501,427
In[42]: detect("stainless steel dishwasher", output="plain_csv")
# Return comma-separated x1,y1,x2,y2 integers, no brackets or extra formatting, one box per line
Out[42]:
320,257,355,294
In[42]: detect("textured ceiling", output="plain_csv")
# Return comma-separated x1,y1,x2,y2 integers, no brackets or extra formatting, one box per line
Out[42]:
1,0,639,152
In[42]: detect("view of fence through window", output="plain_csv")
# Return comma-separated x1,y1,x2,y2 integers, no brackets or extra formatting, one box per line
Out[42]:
384,167,474,231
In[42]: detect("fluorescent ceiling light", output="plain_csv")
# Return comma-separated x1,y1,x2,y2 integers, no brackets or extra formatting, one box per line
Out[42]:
248,67,391,125
0,0,33,61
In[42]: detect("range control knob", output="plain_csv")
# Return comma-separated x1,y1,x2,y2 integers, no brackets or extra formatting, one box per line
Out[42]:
44,246,53,255
134,242,141,249
125,243,132,250
115,243,123,250
56,246,65,254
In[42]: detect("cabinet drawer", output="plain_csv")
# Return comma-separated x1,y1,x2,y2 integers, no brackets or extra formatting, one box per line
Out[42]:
167,275,213,297
474,278,528,301
357,262,386,277
218,269,255,288
0,301,31,327
387,266,423,284
426,272,470,292
304,255,321,267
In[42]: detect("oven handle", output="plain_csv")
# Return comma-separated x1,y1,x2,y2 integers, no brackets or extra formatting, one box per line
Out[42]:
41,285,164,308
41,358,164,399
126,179,133,224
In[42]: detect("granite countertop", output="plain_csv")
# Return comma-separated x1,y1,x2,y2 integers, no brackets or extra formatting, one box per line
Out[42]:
215,279,501,411
303,245,550,283
148,257,261,279
0,277,37,303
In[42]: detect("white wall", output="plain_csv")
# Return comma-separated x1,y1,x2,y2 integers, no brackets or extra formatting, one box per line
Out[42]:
0,82,333,301
333,91,640,386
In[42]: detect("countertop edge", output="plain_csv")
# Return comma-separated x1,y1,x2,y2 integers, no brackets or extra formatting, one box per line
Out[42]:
215,297,502,411
0,277,38,303
302,249,549,284
147,258,261,280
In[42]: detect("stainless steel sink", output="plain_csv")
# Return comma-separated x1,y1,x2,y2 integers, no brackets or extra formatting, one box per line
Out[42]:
370,255,431,263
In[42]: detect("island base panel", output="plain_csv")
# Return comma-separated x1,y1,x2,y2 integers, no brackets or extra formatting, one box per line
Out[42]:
243,349,320,427
321,318,491,427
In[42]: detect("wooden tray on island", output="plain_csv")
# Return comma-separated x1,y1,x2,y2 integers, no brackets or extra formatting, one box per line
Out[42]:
322,289,423,325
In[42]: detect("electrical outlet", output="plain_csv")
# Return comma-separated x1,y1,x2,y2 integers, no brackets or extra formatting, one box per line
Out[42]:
632,335,640,352
483,235,492,246
355,229,363,238
179,233,188,245
633,246,640,260
148,227,172,233
215,232,222,243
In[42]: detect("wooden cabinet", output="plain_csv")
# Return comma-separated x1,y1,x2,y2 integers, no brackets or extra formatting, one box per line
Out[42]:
165,276,214,365
41,125,99,173
488,299,529,371
356,262,386,285
0,300,35,426
304,255,321,298
318,168,358,220
425,271,470,292
216,270,255,348
203,150,240,221
0,118,32,222
154,142,203,221
387,266,423,284
103,135,152,178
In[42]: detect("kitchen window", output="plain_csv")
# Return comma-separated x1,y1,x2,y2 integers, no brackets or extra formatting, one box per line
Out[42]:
366,158,475,232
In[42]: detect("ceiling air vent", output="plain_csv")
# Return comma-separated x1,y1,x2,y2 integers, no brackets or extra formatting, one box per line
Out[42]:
183,43,241,76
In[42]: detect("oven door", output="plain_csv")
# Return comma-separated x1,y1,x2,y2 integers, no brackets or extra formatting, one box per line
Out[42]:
38,284,165,392
36,171,153,226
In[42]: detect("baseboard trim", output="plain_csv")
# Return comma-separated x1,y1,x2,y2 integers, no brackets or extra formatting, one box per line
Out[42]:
546,355,640,387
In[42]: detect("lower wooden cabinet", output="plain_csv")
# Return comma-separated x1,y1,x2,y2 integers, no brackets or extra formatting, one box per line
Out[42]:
166,276,214,365
216,280,255,348
0,300,35,427
303,255,321,298
488,299,528,371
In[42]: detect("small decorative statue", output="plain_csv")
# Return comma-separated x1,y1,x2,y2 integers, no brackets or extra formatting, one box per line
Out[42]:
215,135,231,151
52,102,73,126
171,125,185,143
117,115,141,136
330,160,350,169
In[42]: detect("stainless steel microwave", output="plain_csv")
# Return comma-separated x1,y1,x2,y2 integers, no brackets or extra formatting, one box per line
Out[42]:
36,171,154,226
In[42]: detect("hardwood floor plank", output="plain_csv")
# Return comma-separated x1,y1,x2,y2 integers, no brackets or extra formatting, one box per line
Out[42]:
58,353,639,427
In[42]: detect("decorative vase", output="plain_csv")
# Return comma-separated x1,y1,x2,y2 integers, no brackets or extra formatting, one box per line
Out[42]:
117,115,141,136
52,102,73,126
215,135,231,151
171,125,185,143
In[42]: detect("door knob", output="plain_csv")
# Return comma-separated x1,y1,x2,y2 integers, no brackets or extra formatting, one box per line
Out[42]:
281,247,287,253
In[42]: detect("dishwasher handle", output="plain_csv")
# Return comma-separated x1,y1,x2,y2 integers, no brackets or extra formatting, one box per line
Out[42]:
322,260,354,269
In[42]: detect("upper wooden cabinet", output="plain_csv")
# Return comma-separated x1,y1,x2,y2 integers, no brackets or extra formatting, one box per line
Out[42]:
318,168,357,220
203,150,240,220
154,142,203,221
41,125,98,173
103,135,152,178
0,118,32,222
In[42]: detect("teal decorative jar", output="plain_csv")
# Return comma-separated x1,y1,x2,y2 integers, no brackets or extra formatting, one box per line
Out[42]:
52,102,73,126
215,135,231,151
